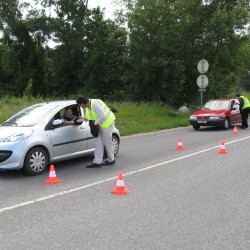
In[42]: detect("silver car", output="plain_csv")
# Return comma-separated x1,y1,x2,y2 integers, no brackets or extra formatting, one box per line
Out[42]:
0,100,120,175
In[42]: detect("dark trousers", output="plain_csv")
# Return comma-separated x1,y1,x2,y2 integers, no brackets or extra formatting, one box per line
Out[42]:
241,108,250,127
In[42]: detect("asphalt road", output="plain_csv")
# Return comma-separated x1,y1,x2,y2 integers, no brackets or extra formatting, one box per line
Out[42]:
0,125,250,250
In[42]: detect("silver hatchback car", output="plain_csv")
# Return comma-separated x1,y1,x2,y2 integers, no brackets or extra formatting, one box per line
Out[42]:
0,101,120,175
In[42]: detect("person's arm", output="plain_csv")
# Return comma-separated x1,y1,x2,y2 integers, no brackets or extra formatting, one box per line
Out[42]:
64,119,75,125
93,101,106,126
76,117,85,123
64,115,79,125
238,98,244,110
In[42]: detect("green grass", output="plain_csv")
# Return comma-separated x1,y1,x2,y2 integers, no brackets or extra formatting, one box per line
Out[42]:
0,96,47,122
2,92,250,136
111,101,190,136
0,97,191,136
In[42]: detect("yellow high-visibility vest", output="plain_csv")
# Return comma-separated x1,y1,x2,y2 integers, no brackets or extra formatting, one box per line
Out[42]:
85,99,115,128
240,96,250,109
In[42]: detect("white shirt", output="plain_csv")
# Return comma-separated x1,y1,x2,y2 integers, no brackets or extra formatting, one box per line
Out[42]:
92,100,107,126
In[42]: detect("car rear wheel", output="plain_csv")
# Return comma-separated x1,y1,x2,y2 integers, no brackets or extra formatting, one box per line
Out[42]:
222,118,230,130
193,125,200,130
23,147,49,175
104,134,120,158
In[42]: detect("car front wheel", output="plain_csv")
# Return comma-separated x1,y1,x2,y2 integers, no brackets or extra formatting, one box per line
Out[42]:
23,147,49,175
112,135,120,156
222,118,230,130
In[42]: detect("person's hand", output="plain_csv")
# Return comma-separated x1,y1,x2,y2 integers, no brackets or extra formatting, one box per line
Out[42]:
76,117,85,123
96,124,101,129
64,121,73,125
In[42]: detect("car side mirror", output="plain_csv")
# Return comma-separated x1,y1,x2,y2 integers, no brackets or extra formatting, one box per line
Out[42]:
53,119,63,126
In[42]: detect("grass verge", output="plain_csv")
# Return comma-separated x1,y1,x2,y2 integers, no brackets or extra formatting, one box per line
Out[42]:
0,97,191,136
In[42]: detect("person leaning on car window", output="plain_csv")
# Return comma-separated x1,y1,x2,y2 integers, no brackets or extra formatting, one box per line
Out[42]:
76,96,116,168
236,93,250,129
62,107,78,125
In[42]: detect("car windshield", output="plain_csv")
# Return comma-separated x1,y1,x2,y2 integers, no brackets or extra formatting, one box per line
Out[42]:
203,100,230,110
1,104,60,127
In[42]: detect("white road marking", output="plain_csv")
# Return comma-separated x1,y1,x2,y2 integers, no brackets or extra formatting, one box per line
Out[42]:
1,135,250,214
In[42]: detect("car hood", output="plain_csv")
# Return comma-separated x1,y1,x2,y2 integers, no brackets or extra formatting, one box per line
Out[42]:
191,109,227,117
0,126,33,142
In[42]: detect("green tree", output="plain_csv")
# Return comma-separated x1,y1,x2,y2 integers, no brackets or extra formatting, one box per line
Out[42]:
83,8,128,99
199,0,250,99
41,0,127,99
0,0,54,96
122,0,250,105
123,0,187,105
40,0,90,95
238,35,250,91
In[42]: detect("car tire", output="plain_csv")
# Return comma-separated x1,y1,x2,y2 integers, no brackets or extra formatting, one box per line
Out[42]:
104,134,120,158
193,125,200,130
222,118,230,130
23,147,49,175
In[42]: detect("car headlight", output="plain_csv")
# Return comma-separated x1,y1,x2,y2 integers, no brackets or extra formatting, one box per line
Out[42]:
5,130,34,142
189,116,197,120
209,116,220,120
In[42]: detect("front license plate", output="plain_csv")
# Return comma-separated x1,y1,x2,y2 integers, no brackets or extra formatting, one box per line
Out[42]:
198,120,207,124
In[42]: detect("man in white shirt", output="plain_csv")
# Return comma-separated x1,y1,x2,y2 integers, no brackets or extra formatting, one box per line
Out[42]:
76,96,116,168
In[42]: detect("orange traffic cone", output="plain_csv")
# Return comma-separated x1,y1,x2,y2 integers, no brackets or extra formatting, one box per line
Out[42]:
232,126,239,135
218,140,227,154
111,172,129,195
45,165,61,184
176,138,185,150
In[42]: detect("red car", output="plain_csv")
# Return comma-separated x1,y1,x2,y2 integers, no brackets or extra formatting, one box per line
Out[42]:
189,98,242,130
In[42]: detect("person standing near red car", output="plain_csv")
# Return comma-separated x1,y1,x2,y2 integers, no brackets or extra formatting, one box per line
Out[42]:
236,94,250,129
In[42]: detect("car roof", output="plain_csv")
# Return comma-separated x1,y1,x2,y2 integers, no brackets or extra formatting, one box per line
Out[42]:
35,100,76,105
207,98,236,102
30,100,79,115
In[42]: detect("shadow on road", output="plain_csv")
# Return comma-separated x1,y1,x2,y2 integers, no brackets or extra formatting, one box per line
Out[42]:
0,155,94,180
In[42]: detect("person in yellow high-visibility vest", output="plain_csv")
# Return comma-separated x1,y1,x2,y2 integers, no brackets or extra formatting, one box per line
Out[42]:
236,94,250,129
76,96,116,168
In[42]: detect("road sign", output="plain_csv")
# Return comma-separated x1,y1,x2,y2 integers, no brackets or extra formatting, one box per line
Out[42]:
197,74,209,88
197,59,209,74
198,88,206,92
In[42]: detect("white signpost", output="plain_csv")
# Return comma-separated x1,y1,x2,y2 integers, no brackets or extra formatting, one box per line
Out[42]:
197,59,209,107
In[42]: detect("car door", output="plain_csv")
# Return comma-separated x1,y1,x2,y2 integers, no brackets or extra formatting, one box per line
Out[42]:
230,99,241,123
85,120,95,150
78,106,96,150
49,105,88,160
50,123,88,159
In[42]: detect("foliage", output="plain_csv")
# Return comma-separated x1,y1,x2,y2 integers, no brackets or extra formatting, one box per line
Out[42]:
0,0,249,107
122,0,250,105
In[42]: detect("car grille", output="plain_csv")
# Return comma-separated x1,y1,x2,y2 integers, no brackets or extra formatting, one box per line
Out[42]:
0,151,12,163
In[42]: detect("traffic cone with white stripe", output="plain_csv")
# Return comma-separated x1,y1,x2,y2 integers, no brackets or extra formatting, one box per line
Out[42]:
111,172,129,195
218,140,227,154
232,126,239,135
176,138,185,150
45,165,61,184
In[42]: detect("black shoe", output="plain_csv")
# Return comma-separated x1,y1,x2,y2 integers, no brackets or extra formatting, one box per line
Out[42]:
86,163,102,168
102,160,115,165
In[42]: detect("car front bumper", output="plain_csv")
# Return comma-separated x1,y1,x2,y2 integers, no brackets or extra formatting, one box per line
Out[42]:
0,141,27,170
189,119,226,127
